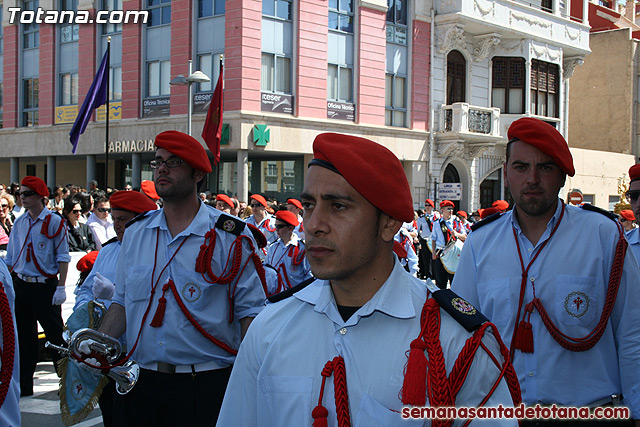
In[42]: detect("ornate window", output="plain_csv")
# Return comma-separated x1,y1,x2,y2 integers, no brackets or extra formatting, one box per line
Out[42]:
447,50,466,104
530,59,559,118
492,57,525,114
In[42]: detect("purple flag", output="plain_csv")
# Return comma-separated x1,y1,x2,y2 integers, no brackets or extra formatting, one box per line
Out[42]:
69,49,109,154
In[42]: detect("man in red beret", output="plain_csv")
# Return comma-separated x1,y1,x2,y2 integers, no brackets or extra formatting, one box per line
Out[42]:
246,194,277,257
453,118,640,421
626,163,640,266
492,199,510,212
218,133,518,426
430,200,466,289
5,176,70,396
264,210,311,295
416,198,439,280
618,209,636,233
215,194,234,215
286,198,305,240
95,131,267,425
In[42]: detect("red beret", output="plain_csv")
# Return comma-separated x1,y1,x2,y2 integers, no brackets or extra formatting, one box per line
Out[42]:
457,210,468,218
287,198,303,210
620,209,636,221
481,207,500,219
275,210,299,227
630,164,640,183
141,180,160,200
76,251,99,273
154,130,212,173
246,223,267,249
440,200,454,208
425,199,435,208
110,190,158,214
216,194,234,208
250,194,268,207
310,133,414,223
21,176,49,198
508,118,575,177
492,200,510,211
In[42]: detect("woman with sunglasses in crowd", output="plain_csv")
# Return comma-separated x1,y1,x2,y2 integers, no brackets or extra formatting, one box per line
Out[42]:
63,197,97,253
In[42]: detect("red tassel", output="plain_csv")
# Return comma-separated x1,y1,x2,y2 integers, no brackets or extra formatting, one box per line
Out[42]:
312,406,328,427
401,338,428,406
513,320,534,353
26,246,31,263
149,296,167,327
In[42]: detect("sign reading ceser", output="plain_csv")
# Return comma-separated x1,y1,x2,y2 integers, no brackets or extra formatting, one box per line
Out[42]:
108,139,156,153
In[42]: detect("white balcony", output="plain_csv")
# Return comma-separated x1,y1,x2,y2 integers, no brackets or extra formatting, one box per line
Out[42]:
437,103,502,158
435,0,590,57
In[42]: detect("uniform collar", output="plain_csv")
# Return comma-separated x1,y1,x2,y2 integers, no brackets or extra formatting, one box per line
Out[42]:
28,206,51,223
295,258,416,326
146,201,209,238
510,198,563,243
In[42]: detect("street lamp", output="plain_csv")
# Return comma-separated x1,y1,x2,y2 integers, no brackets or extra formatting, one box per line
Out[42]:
170,59,211,135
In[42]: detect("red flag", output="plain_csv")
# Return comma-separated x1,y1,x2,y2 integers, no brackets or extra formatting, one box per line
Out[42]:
202,65,223,165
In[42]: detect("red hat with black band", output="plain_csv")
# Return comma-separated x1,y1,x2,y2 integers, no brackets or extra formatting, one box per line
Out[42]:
457,210,468,218
275,210,299,227
141,180,160,200
507,117,575,177
76,251,99,273
620,209,636,221
21,176,49,198
492,200,509,211
481,207,500,219
309,133,414,223
630,164,640,183
110,190,159,214
425,199,435,208
154,130,213,173
287,198,303,210
216,194,234,208
440,200,455,209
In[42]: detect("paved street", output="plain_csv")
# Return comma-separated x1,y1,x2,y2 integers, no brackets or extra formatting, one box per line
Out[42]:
19,252,106,426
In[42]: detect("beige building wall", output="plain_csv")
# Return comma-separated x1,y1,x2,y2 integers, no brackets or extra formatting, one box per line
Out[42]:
569,28,635,154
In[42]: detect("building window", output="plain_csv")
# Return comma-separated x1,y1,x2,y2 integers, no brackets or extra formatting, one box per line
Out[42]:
199,0,225,18
102,0,123,34
530,59,559,118
328,0,353,33
447,50,466,104
147,0,170,26
60,73,78,105
385,73,406,127
386,0,407,45
23,78,39,126
109,67,122,100
60,0,79,42
197,53,222,93
541,0,552,13
492,57,525,114
328,64,352,102
263,0,292,20
147,60,170,97
22,0,39,48
261,53,291,94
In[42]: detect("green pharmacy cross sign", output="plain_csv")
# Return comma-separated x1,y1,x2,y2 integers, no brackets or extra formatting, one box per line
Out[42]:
253,124,270,146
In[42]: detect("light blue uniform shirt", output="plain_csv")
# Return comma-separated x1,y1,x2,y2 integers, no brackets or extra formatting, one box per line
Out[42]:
0,258,21,427
6,208,70,276
113,203,266,367
246,214,277,245
265,234,312,292
74,240,120,310
218,260,516,427
430,217,465,250
625,227,640,266
452,201,640,418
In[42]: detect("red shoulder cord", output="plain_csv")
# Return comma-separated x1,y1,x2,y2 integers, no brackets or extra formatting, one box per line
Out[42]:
287,244,305,266
41,214,65,239
312,356,351,427
511,205,628,354
0,282,15,408
10,215,67,278
263,218,276,233
401,297,522,427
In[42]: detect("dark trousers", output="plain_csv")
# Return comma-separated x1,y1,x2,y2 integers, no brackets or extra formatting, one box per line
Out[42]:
14,275,65,395
114,366,232,426
433,256,454,289
417,238,433,280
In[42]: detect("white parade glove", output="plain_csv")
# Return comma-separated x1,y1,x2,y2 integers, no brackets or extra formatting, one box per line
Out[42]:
77,338,98,355
93,272,115,300
52,286,66,305
80,357,103,375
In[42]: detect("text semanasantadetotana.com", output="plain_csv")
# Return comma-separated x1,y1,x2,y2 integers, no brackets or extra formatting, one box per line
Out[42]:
401,404,630,420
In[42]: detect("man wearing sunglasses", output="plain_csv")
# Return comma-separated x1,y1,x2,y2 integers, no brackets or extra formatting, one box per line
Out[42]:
453,118,640,423
86,195,116,249
95,131,267,426
245,194,277,257
5,176,70,397
626,164,640,266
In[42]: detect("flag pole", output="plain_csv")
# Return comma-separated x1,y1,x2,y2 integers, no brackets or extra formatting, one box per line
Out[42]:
215,54,223,194
105,36,111,189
